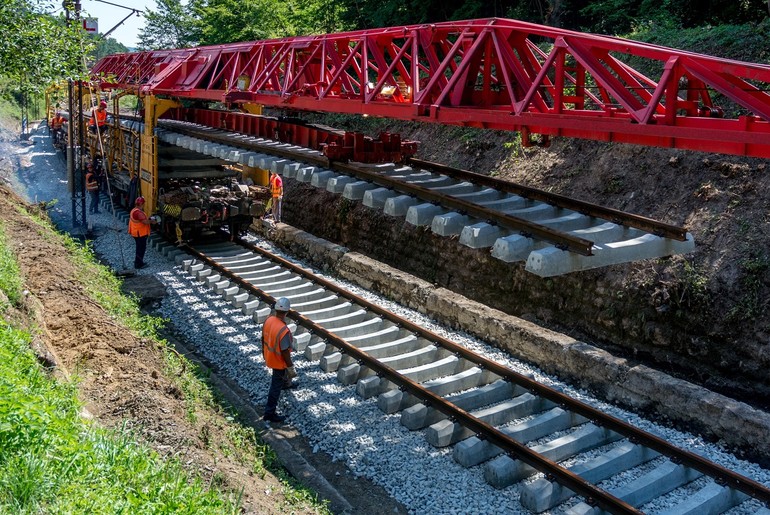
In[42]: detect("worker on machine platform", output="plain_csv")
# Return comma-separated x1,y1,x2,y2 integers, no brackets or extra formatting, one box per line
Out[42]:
88,100,108,134
268,169,283,223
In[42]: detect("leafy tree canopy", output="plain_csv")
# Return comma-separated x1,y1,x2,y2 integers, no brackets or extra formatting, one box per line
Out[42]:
0,0,94,93
93,35,129,61
137,0,198,49
137,0,768,51
189,0,291,45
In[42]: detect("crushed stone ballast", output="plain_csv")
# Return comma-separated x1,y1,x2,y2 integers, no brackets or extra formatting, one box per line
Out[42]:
134,228,768,514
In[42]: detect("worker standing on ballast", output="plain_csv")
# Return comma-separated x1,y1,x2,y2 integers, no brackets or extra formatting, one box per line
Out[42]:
268,169,283,223
50,111,66,147
261,297,296,423
89,100,108,135
127,197,157,270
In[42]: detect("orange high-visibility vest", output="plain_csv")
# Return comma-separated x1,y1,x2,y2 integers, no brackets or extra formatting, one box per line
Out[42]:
89,108,107,127
262,315,290,369
270,174,283,198
51,116,65,129
128,208,151,237
85,172,99,191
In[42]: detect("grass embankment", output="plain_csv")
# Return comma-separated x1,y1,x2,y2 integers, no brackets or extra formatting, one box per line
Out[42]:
0,221,240,513
0,210,329,513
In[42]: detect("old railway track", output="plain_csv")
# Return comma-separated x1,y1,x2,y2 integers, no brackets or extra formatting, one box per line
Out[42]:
146,118,693,277
142,232,769,514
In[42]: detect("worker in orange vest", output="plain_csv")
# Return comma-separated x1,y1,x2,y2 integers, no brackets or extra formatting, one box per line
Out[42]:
261,297,296,423
89,100,108,134
268,169,283,223
50,111,66,147
50,111,66,131
127,197,157,270
85,163,100,214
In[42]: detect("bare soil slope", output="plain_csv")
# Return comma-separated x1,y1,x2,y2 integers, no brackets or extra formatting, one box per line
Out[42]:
0,126,314,514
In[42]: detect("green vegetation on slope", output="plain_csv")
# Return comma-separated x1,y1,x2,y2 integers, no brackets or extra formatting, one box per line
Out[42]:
0,222,237,514
0,206,330,514
0,325,240,512
629,18,770,64
0,225,22,308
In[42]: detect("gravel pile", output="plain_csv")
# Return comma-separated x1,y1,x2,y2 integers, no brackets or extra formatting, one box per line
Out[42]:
15,126,770,514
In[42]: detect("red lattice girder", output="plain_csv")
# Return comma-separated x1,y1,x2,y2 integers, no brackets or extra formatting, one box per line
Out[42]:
91,18,770,158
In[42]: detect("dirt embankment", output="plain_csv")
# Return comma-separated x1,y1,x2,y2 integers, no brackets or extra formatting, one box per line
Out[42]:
290,114,770,409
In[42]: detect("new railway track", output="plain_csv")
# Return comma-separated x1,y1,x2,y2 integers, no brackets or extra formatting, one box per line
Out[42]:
129,227,768,514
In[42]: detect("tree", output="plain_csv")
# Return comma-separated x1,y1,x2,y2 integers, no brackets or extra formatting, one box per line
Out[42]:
284,0,351,36
190,0,291,45
137,0,198,50
93,36,128,61
0,0,93,91
579,0,769,34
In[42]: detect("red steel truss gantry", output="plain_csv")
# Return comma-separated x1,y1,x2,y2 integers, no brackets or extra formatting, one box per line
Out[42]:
92,18,770,158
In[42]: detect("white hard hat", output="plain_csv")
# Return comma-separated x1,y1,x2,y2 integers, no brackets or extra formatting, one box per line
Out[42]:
275,297,291,312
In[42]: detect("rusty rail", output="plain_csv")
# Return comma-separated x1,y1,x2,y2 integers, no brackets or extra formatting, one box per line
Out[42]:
162,121,595,255
183,241,637,513
146,118,689,252
182,238,770,509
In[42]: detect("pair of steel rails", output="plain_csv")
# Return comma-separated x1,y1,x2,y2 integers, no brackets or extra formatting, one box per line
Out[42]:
161,121,688,258
181,237,769,514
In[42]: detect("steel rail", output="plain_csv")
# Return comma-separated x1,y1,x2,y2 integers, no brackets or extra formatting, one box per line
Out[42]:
107,116,688,246
182,242,638,513
334,161,596,255
406,157,689,241
161,122,596,255
160,120,688,252
187,238,770,507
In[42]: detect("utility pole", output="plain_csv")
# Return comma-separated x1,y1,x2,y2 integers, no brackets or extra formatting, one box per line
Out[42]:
64,1,87,230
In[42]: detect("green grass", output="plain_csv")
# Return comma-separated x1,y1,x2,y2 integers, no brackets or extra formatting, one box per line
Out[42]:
0,205,331,514
0,224,23,308
0,85,21,125
0,322,240,514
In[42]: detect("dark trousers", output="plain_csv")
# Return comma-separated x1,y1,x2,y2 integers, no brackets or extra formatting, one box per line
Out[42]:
89,189,100,213
133,235,148,268
265,368,286,416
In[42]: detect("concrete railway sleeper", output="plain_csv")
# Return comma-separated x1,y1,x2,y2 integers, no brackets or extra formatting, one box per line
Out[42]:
126,226,770,514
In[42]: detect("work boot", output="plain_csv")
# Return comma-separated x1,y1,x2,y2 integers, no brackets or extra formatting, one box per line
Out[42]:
263,413,286,423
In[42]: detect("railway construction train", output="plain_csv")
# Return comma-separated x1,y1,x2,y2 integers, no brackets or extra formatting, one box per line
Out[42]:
46,87,417,243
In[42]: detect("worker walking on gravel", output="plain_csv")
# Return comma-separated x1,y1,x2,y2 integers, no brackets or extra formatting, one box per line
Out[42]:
261,297,296,423
127,197,157,270
268,169,283,223
50,111,66,147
